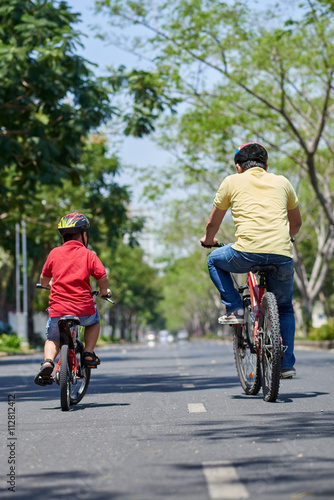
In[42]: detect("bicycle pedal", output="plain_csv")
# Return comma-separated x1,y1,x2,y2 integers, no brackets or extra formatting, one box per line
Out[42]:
38,376,53,385
85,364,97,369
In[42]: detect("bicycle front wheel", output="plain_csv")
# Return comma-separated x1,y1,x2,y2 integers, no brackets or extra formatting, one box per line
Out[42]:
70,345,91,405
60,344,71,411
258,292,282,402
233,301,261,395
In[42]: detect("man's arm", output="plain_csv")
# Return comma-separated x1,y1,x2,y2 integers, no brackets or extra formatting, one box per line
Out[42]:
200,206,227,246
288,206,302,238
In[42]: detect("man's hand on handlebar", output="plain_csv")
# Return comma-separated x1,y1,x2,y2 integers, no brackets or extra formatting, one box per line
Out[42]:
200,236,218,248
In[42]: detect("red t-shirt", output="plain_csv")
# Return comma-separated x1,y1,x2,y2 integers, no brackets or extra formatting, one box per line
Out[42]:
42,241,107,317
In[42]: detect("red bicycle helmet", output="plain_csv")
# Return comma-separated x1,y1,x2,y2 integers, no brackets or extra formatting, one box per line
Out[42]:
234,142,268,165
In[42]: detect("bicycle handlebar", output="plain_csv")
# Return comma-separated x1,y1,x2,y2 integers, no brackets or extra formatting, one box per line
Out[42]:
92,290,114,304
35,284,115,304
201,238,295,249
200,242,225,248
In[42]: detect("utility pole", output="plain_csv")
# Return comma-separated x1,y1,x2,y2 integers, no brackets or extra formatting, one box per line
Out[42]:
15,221,28,346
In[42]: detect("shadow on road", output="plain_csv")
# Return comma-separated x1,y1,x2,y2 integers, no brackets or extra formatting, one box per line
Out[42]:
40,402,130,411
88,372,239,394
232,391,329,403
182,410,334,442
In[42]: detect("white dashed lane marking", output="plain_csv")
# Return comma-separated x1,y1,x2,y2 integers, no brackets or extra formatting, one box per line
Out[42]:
187,403,207,413
182,384,195,389
202,461,249,499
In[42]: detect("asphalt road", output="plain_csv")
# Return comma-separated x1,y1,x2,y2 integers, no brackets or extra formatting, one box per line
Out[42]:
0,340,334,500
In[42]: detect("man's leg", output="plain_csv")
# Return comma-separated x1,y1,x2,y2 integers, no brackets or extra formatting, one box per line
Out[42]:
266,258,296,370
206,244,244,313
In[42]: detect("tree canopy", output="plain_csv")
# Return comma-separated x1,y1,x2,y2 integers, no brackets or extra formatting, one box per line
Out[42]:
0,0,116,216
0,1,164,341
95,0,334,329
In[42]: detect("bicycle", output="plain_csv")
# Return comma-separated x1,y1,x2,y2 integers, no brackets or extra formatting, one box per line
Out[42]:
202,243,285,403
36,284,113,411
233,264,283,402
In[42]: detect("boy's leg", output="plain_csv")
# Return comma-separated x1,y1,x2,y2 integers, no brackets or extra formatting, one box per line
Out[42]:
35,339,59,386
44,340,59,365
83,322,100,361
35,318,60,385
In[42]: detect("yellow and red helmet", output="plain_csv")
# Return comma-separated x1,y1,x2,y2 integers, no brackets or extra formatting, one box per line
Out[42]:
57,212,90,235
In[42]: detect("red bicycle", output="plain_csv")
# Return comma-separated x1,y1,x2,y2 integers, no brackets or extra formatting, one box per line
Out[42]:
36,285,113,411
202,242,285,403
233,265,284,402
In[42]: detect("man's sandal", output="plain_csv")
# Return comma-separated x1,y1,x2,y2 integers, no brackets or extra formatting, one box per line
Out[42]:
34,359,54,386
83,351,100,368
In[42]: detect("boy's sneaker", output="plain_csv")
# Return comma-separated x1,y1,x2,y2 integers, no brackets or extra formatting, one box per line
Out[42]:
218,309,244,325
281,366,296,379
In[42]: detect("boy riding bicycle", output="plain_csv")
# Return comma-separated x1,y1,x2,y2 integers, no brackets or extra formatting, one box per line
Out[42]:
201,142,302,379
34,212,111,386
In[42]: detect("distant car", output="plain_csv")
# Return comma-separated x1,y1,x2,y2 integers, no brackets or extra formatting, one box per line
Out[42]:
159,330,169,344
146,332,156,342
177,330,189,341
0,321,13,335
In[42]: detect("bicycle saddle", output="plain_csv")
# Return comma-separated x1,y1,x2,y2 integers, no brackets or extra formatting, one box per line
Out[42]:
58,315,80,325
250,265,277,274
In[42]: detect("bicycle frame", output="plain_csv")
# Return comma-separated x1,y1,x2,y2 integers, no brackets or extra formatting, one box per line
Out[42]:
245,271,266,354
53,323,78,380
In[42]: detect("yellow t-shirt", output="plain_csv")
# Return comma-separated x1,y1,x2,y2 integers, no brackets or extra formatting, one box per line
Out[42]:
214,167,299,258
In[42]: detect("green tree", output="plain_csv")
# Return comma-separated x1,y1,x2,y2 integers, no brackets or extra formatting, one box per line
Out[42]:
0,0,113,215
161,249,223,335
95,0,334,329
103,242,164,340
0,135,143,342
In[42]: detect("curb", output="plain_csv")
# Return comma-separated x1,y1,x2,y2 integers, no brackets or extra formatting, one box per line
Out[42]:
294,340,334,351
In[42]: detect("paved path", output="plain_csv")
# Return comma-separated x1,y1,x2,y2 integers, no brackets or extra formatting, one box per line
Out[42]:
0,341,333,499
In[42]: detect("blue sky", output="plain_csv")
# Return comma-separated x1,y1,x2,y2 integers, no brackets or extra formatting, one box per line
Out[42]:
66,0,173,206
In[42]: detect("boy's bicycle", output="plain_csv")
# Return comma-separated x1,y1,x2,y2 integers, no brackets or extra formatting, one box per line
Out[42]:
36,284,113,411
203,243,285,403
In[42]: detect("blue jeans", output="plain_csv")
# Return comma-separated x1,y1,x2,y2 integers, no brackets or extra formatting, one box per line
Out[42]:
207,244,295,369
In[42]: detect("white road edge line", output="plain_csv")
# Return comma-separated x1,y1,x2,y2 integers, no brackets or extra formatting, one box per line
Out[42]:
187,403,206,413
182,384,195,389
202,461,249,499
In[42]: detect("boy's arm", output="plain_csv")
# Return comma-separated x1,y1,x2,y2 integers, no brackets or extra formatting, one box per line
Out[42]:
97,275,110,297
40,274,51,289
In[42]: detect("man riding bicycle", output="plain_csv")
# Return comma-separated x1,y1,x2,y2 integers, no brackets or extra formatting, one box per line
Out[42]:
34,212,110,386
201,142,302,378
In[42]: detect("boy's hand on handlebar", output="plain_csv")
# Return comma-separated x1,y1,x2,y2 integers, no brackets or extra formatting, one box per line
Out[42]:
99,288,111,300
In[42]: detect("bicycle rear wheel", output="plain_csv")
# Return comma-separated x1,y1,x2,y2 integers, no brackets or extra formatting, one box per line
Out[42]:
60,344,71,411
70,343,91,405
233,300,261,395
258,292,282,402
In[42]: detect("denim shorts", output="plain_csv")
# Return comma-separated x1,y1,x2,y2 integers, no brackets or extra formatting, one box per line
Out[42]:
46,308,100,341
